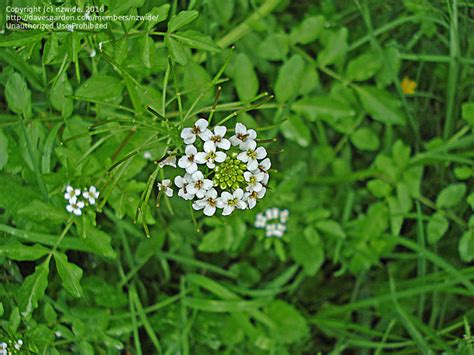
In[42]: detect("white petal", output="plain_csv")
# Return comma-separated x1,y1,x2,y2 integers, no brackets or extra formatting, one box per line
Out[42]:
237,152,248,162
185,163,198,174
244,171,252,182
196,189,206,199
255,147,267,159
260,158,271,171
166,188,173,197
221,191,232,200
247,140,257,151
202,179,213,190
247,199,256,209
194,152,207,164
203,140,216,153
237,200,247,209
73,208,82,216
204,204,216,216
247,129,257,140
217,139,231,150
192,171,204,182
89,198,96,205
235,123,246,135
90,186,97,193
207,188,218,199
233,188,244,199
215,151,226,163
174,176,185,188
192,201,204,210
214,125,227,137
185,145,197,156
183,135,196,144
199,129,212,141
66,205,74,213
206,161,215,169
77,201,85,208
229,136,240,146
66,186,74,193
247,159,258,171
181,127,194,140
187,185,198,195
195,118,209,131
222,205,234,216
178,156,191,169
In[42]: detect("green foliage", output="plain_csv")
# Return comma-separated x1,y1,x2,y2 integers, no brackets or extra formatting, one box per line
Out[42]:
0,0,473,353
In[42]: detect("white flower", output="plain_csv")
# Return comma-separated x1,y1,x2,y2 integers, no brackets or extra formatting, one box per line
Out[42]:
180,118,212,144
143,151,152,160
83,186,99,205
265,223,285,238
230,123,257,150
13,339,23,351
66,197,85,216
64,185,81,201
217,188,246,216
208,126,231,150
0,342,7,351
261,172,269,186
255,212,267,228
244,171,264,192
157,179,173,197
266,207,280,220
195,141,226,169
244,189,266,209
90,49,96,58
158,155,177,168
55,331,62,338
178,145,199,174
265,223,277,237
279,209,289,223
174,174,194,200
192,188,219,216
255,157,271,173
187,171,213,198
237,140,267,171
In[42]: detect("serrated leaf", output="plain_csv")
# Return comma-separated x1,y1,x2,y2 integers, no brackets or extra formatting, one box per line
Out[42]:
5,72,32,118
275,54,305,103
168,10,199,32
172,30,221,52
54,252,83,298
17,260,49,316
354,85,406,125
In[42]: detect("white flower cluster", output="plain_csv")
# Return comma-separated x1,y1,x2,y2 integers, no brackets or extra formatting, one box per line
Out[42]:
255,208,289,238
0,339,23,354
169,119,270,216
64,185,99,216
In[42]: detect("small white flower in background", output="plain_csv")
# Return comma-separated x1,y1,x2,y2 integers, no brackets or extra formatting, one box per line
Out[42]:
0,342,7,354
143,151,152,160
90,49,96,58
171,120,271,216
178,145,199,174
66,196,85,216
83,186,99,205
255,208,290,238
208,125,231,150
195,141,227,169
217,188,247,216
175,175,194,200
180,118,212,144
55,331,62,338
157,179,173,197
158,155,177,168
187,171,213,198
237,140,267,171
64,185,81,201
13,339,23,351
230,123,257,150
192,188,219,216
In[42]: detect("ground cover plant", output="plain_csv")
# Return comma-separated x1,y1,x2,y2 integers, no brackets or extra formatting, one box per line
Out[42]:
0,0,474,353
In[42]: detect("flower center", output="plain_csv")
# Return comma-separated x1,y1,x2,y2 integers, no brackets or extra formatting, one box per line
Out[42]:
228,198,238,207
247,149,257,160
192,126,201,134
237,133,249,141
206,151,216,161
211,135,221,143
207,198,216,207
195,180,203,189
213,153,246,191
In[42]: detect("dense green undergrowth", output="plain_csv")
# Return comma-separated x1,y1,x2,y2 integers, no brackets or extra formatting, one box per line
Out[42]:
1,0,474,353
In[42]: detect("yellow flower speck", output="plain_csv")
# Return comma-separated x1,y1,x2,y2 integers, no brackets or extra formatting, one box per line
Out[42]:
401,77,417,95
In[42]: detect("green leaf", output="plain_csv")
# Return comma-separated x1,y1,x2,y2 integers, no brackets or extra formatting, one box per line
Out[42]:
467,192,474,210
5,72,32,118
436,183,466,209
54,252,84,298
165,35,189,65
17,260,49,316
367,179,392,198
461,102,474,126
318,28,348,66
265,300,309,343
281,115,311,147
138,36,154,68
315,220,346,239
0,129,8,170
0,32,46,47
209,0,235,23
459,231,474,263
290,16,325,45
346,51,382,81
43,303,57,323
18,200,68,224
232,53,259,101
168,10,199,32
275,54,305,103
351,127,380,151
354,85,406,125
43,33,58,64
144,4,170,30
76,74,124,104
199,227,233,252
50,72,73,117
290,227,324,275
292,96,355,122
172,30,221,52
427,212,449,245
0,241,50,261
257,33,289,61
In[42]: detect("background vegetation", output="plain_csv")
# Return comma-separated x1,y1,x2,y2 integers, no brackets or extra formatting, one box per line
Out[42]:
1,0,474,353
